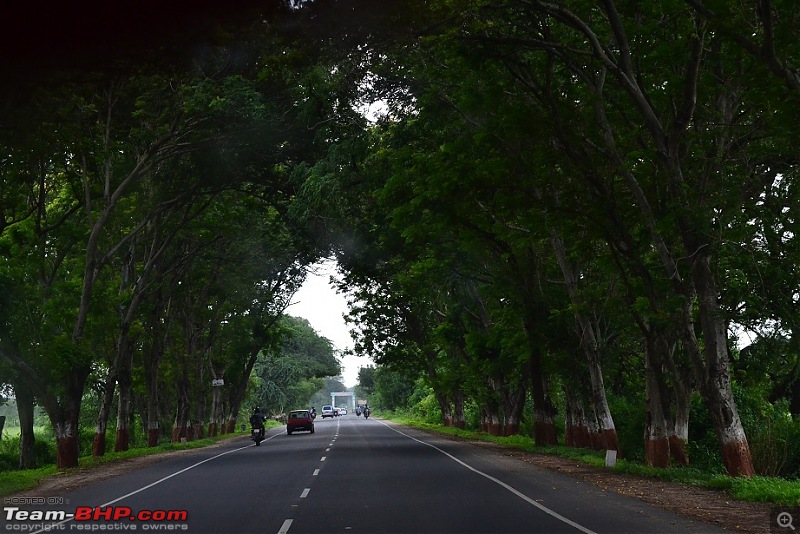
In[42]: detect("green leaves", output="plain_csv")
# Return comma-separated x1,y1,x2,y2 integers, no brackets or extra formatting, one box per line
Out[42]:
253,315,340,413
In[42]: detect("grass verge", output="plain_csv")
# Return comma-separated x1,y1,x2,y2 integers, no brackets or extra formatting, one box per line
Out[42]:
383,413,800,506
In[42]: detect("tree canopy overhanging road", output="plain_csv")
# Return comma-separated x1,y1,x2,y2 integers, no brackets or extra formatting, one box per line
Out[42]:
1,0,800,489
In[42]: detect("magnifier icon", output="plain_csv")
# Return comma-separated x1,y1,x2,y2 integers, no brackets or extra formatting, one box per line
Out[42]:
778,512,796,530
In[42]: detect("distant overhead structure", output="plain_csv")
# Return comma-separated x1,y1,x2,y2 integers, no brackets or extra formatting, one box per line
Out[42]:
330,391,354,409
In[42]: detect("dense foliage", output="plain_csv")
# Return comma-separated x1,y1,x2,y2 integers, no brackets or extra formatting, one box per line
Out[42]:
2,1,800,481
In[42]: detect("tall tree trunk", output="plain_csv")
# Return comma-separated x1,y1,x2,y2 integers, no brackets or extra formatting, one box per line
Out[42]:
605,222,694,466
551,231,619,452
531,371,558,446
484,400,502,436
146,389,161,446
644,345,670,468
670,391,691,466
224,409,239,434
435,392,454,427
501,380,527,436
661,337,692,466
9,352,89,468
54,396,82,469
522,301,558,445
172,367,191,443
527,339,557,445
586,408,605,451
92,367,117,457
688,252,754,476
191,359,206,440
452,389,466,429
143,344,162,447
143,307,167,447
587,350,618,451
172,397,190,443
114,323,137,453
15,381,37,469
565,384,590,448
114,367,132,452
790,376,800,418
208,378,223,437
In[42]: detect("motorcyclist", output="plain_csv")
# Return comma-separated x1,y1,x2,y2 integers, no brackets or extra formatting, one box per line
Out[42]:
249,407,266,439
310,407,317,419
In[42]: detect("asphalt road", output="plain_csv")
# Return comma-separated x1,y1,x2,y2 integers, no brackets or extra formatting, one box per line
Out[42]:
1,416,726,533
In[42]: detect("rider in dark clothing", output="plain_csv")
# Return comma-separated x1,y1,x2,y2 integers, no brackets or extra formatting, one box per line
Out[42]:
250,407,266,439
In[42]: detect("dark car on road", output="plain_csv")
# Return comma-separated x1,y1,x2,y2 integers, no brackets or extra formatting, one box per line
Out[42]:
287,409,315,435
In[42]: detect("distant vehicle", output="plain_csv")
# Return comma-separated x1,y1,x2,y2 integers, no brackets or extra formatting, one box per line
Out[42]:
287,410,315,435
321,405,335,418
333,407,340,416
339,408,348,415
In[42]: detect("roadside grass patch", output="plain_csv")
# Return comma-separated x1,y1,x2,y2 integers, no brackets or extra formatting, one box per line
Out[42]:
0,466,58,496
729,476,800,506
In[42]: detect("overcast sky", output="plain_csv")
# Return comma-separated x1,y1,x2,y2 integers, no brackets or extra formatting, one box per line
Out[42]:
285,260,372,388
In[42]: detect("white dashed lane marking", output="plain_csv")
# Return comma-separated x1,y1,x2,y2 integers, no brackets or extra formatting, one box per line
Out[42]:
276,418,343,533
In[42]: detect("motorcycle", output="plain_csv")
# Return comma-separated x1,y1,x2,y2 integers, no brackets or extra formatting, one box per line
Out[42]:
251,426,265,446
363,408,370,419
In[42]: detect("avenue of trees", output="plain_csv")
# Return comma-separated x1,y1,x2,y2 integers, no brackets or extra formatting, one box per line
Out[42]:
0,2,349,469
302,0,800,478
2,0,800,479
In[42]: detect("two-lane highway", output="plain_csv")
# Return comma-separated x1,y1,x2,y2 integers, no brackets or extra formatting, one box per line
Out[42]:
2,416,725,533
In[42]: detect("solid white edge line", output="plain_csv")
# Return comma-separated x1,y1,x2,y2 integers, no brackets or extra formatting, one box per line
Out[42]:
32,432,282,534
377,420,597,534
278,518,293,534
